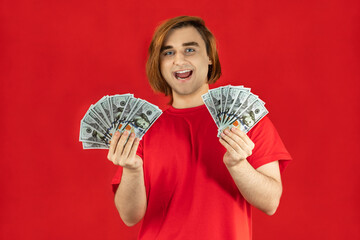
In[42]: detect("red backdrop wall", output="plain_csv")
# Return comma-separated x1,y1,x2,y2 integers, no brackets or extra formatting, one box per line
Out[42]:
1,0,359,239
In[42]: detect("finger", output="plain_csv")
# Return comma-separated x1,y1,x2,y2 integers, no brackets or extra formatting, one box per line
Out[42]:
227,128,254,155
219,137,248,162
219,138,238,156
128,138,140,159
120,132,136,159
114,131,130,157
221,130,244,153
222,129,252,157
108,131,121,160
231,127,255,149
223,128,246,148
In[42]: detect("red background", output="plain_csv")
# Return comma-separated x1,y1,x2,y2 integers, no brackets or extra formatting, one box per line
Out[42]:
1,0,359,239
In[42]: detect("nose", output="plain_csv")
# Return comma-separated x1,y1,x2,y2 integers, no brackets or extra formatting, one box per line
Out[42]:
173,52,186,66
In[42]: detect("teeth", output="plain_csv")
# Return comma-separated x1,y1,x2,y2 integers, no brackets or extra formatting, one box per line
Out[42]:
175,70,191,74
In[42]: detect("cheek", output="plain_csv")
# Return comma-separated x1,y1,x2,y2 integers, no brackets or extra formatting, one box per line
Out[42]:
198,57,211,73
160,61,171,76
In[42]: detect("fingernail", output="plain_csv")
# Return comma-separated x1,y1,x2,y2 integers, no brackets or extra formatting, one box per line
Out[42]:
224,129,229,134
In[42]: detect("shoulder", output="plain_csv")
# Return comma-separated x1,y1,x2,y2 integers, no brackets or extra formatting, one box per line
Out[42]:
248,116,279,141
247,116,292,171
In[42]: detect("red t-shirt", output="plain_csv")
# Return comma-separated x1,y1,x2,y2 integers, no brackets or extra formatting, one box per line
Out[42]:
112,104,292,240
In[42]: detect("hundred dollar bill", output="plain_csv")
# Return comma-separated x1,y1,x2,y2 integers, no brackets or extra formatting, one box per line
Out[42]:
219,99,268,135
223,90,250,124
89,104,111,130
235,85,251,92
120,102,162,139
81,111,111,137
222,85,240,124
79,121,111,145
80,94,163,150
82,141,109,149
117,98,145,132
95,96,113,128
221,85,230,124
208,87,222,122
201,92,220,127
106,95,114,127
226,93,259,124
127,99,148,121
91,100,110,127
109,94,133,130
140,111,162,137
221,85,252,124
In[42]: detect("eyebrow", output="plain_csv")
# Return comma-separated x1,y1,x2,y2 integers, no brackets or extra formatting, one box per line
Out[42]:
161,41,200,52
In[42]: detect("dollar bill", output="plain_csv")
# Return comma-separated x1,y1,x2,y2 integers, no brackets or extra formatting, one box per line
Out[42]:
79,121,111,145
235,85,251,92
91,99,110,127
114,97,139,131
82,141,109,149
223,90,250,124
208,87,222,123
222,86,240,122
95,96,113,128
221,85,230,124
109,94,133,130
89,105,111,129
226,93,259,124
202,92,220,127
202,85,269,137
80,94,163,150
219,99,268,134
222,85,240,124
127,99,147,121
139,111,162,137
118,98,147,132
82,111,110,137
120,102,162,139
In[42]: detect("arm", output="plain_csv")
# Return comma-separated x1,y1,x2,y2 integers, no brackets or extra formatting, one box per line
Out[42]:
108,131,147,226
219,128,282,215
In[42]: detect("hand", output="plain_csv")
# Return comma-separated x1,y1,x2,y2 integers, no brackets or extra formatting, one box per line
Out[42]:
219,127,255,168
107,131,143,171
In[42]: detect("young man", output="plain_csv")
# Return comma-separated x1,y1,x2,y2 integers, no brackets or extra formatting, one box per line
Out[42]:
108,16,292,240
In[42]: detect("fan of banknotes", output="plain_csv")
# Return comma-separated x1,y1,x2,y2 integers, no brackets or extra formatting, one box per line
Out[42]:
79,94,162,149
201,85,269,136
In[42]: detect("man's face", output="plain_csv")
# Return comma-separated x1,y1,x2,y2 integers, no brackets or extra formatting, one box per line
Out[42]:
243,114,255,127
160,26,212,98
136,118,149,129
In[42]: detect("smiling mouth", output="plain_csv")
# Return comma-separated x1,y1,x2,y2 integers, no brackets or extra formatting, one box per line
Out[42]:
174,70,193,80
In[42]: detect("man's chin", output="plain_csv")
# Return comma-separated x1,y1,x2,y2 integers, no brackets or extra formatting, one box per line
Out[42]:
170,82,209,98
173,89,194,96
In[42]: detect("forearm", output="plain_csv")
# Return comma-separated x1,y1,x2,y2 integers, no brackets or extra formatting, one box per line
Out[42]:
115,167,147,226
227,160,282,215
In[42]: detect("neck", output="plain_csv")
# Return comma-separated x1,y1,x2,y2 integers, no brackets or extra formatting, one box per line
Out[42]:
171,84,209,109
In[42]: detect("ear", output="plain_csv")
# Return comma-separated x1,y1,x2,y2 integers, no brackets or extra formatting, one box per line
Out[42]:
208,58,212,65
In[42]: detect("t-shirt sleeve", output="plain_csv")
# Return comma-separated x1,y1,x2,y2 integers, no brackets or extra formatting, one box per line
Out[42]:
247,116,292,173
111,138,144,193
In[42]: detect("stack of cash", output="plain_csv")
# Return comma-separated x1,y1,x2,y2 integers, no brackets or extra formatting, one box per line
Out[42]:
202,85,269,136
79,94,162,149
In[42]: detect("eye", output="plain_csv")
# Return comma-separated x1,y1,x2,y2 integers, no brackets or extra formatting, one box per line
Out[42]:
163,51,174,56
185,48,195,53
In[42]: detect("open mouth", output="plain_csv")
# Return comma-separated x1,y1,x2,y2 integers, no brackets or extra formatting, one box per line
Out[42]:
174,70,193,80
